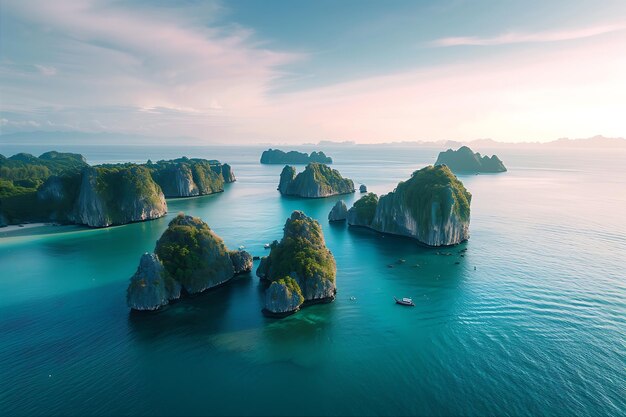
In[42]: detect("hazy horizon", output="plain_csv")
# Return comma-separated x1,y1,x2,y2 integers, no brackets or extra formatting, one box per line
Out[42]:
2,0,626,144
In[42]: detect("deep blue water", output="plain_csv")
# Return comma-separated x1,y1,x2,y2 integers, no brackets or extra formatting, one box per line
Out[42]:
0,145,624,416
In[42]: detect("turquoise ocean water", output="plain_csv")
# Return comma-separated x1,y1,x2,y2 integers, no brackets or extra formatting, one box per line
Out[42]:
0,145,624,416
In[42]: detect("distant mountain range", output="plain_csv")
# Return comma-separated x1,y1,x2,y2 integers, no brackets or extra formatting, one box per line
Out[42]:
313,135,626,149
0,131,207,146
1,131,624,149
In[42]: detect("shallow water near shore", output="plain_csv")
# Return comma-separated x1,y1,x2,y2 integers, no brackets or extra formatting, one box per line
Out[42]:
0,145,625,416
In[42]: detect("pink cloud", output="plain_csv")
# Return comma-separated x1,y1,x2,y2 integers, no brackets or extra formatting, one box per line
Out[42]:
429,23,626,47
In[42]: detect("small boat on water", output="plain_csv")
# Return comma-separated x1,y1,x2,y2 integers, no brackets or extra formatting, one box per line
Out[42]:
264,243,270,249
394,297,415,306
238,245,245,250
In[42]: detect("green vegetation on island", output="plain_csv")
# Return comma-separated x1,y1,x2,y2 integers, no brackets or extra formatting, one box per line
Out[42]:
155,214,235,293
348,165,472,246
278,163,354,198
0,151,236,227
127,214,252,311
0,152,88,224
435,146,507,173
148,157,235,198
347,192,378,226
257,210,336,317
260,149,333,164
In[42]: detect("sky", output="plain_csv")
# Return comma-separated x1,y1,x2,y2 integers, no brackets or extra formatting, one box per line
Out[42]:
1,0,626,144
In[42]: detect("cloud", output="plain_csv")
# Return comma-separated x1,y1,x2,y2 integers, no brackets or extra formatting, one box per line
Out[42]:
2,1,626,143
429,23,626,47
34,65,57,76
1,0,303,117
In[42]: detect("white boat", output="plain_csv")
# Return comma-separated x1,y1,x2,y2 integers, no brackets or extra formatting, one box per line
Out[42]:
394,297,415,306
264,243,270,249
238,245,245,250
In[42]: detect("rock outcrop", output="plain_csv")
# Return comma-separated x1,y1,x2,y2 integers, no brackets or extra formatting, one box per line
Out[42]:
153,164,200,197
155,214,234,294
150,159,228,198
72,166,167,227
261,149,333,164
257,211,337,317
278,165,297,195
328,200,348,222
348,166,471,246
360,184,367,193
127,214,252,311
126,253,181,311
230,250,253,274
347,193,378,227
263,277,304,317
221,163,236,183
278,163,354,198
435,146,507,173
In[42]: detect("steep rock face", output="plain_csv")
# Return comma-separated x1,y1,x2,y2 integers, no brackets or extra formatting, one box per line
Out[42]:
230,250,253,274
155,214,234,294
73,166,167,227
256,256,269,280
154,165,200,197
364,165,471,246
73,167,109,227
37,174,82,222
221,164,236,183
347,193,378,227
278,163,354,198
126,253,181,311
328,200,348,222
359,184,367,193
0,211,6,227
150,159,229,198
263,277,304,316
37,176,66,202
278,165,297,194
435,146,507,173
256,211,336,313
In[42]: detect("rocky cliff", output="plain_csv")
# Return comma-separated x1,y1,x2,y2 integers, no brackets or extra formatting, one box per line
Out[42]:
347,193,378,226
257,211,336,316
263,277,304,317
127,214,252,311
72,166,167,227
348,166,471,246
150,159,228,198
126,253,181,311
328,200,348,222
230,250,253,275
278,163,354,198
221,164,236,183
435,146,507,173
278,165,297,194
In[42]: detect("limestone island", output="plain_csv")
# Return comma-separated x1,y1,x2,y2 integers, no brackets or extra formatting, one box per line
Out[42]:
347,165,472,246
328,200,348,222
0,152,235,227
435,146,507,173
260,148,332,164
257,211,336,317
278,163,354,198
127,214,252,311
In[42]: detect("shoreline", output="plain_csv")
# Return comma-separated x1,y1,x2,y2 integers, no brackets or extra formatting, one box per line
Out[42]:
0,222,58,233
